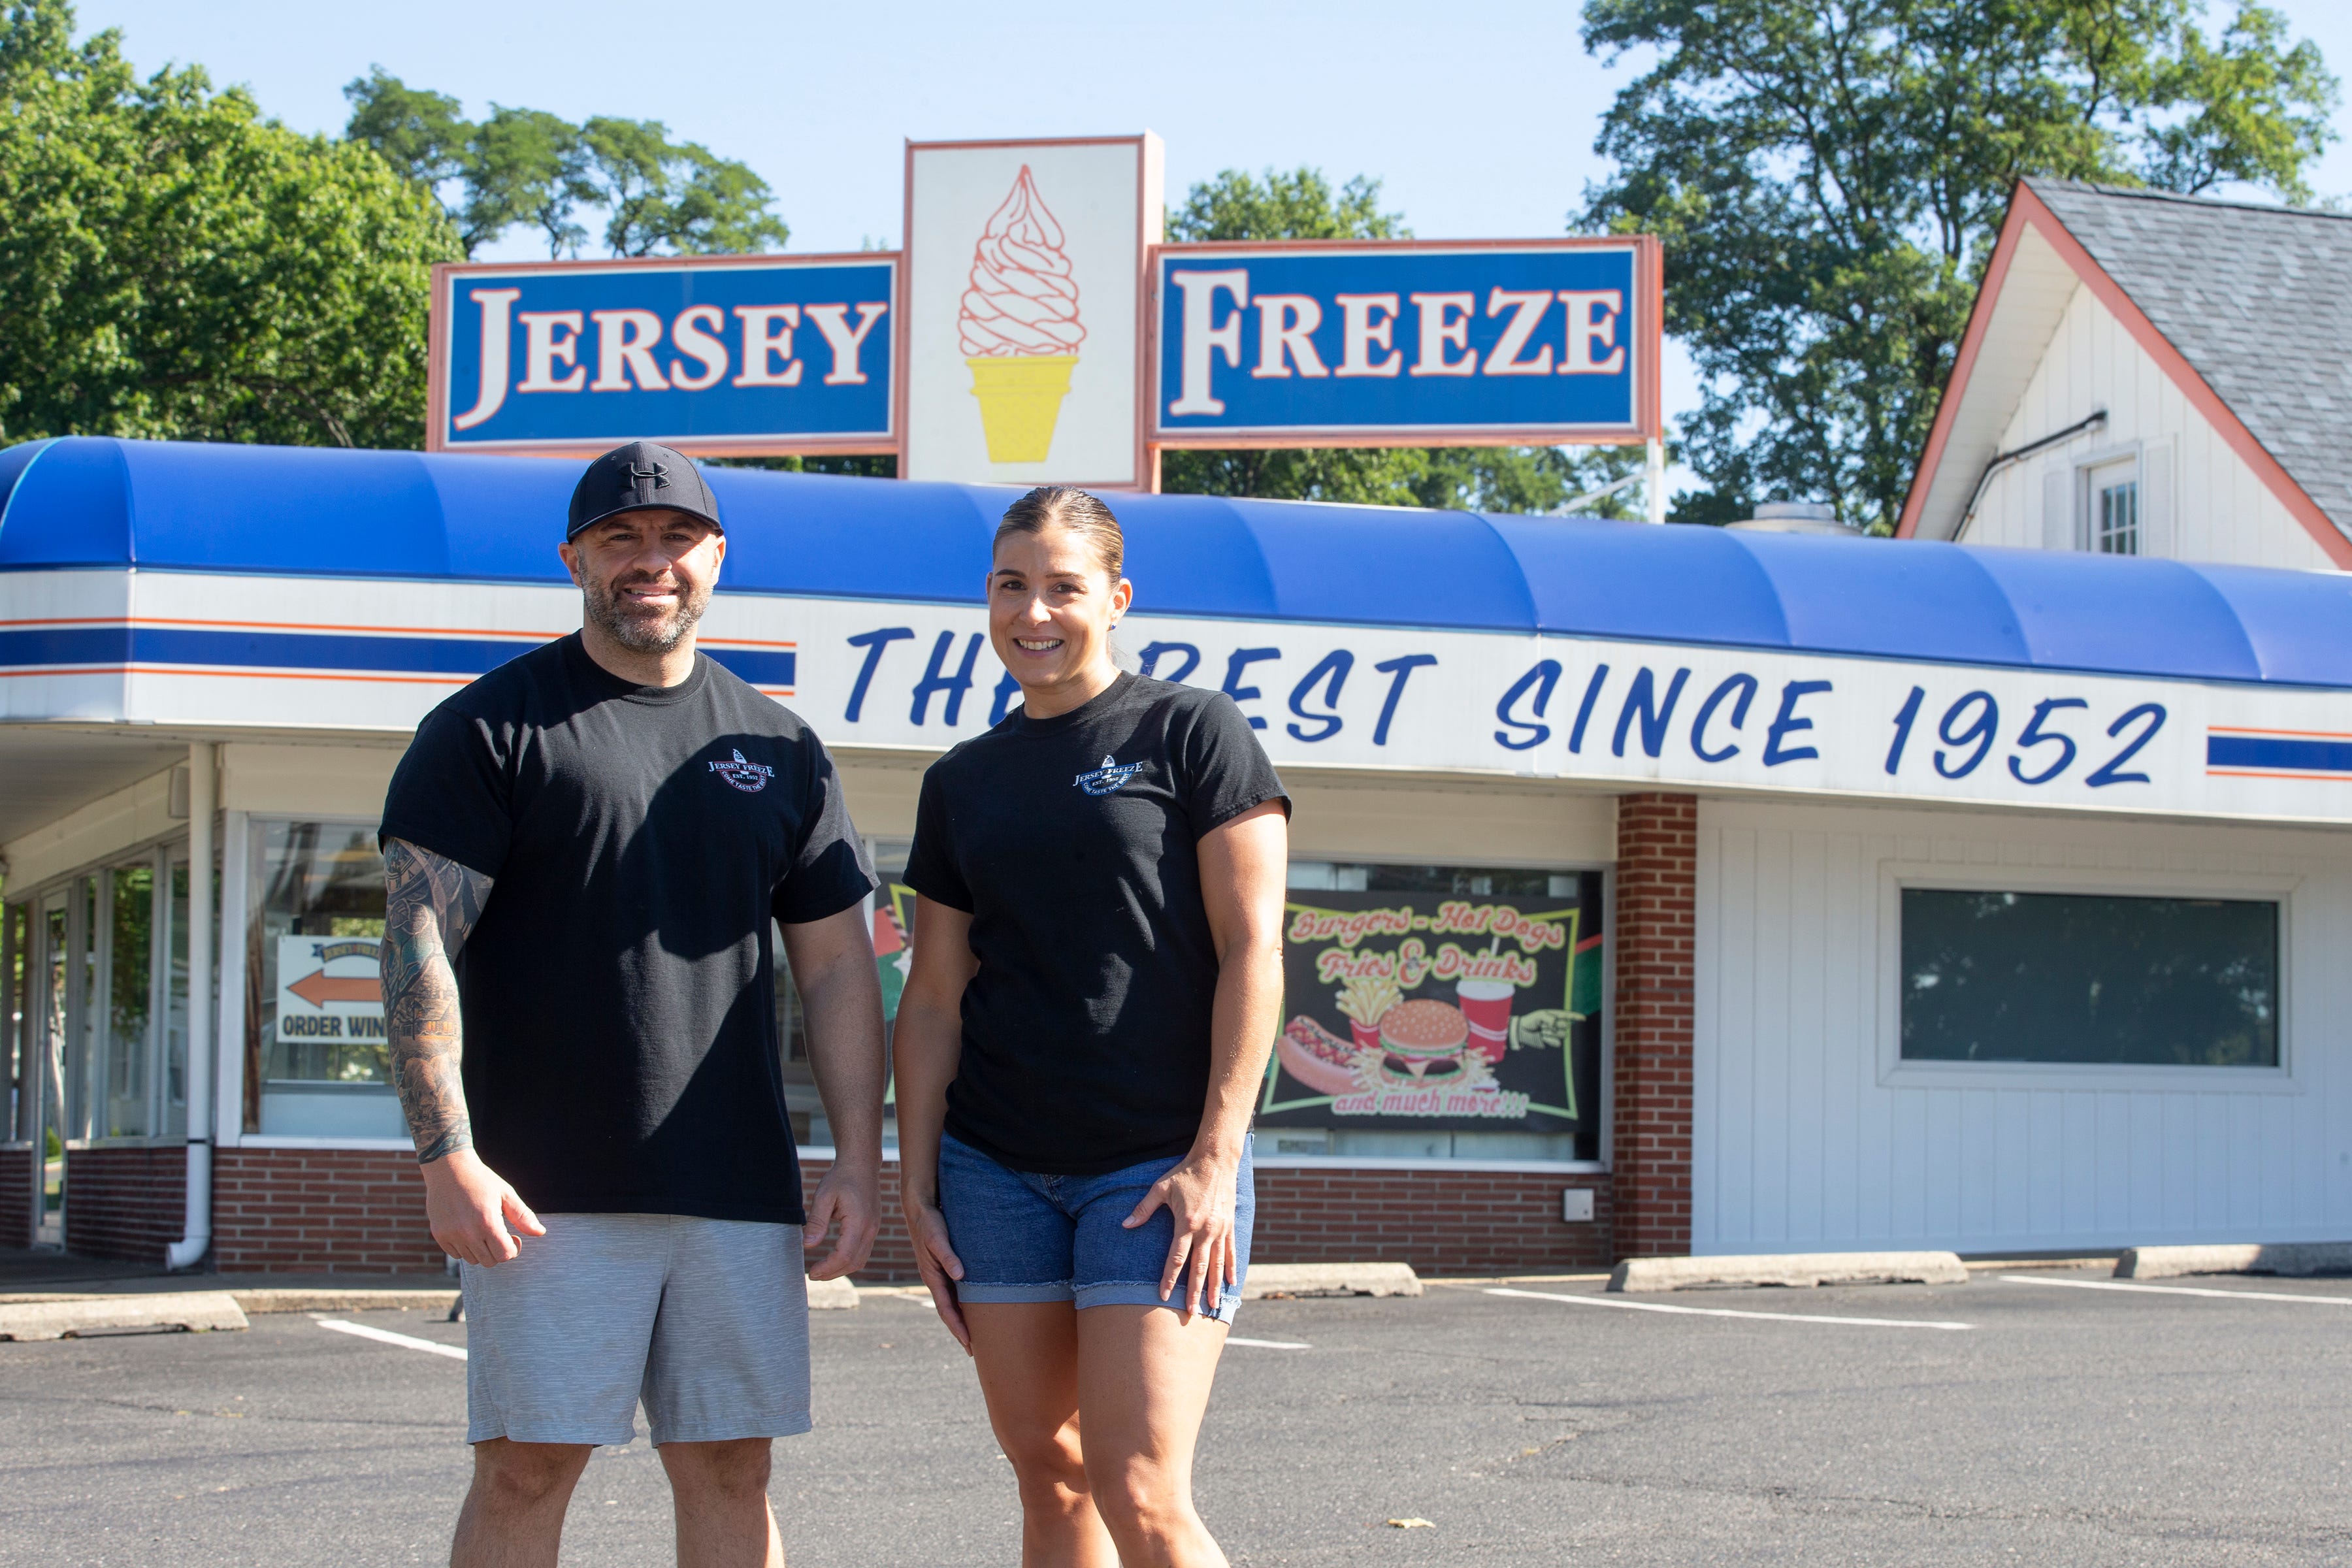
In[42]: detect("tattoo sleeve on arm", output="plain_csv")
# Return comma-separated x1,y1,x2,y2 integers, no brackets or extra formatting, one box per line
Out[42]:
380,839,493,1165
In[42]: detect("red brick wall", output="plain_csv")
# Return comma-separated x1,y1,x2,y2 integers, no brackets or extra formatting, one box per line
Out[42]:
1610,792,1697,1258
212,1148,444,1274
804,1157,915,1281
63,1145,187,1264
186,1149,1618,1279
807,1158,1612,1284
0,1145,36,1249
1248,1168,1612,1276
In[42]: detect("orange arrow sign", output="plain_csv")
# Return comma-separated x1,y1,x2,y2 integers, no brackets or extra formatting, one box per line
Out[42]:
286,968,380,1007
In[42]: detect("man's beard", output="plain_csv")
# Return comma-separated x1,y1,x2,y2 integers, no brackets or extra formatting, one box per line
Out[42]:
581,570,711,655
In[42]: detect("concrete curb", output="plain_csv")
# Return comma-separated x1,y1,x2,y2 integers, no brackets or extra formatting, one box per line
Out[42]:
1609,1252,1969,1293
0,1291,250,1341
1243,1263,1422,1299
2116,1243,2352,1279
3,1280,858,1316
235,1288,459,1315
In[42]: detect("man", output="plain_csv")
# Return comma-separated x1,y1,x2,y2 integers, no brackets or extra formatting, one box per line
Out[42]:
378,440,885,1567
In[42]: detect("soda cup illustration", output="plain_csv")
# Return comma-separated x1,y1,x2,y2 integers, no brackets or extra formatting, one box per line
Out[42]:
1456,978,1516,1064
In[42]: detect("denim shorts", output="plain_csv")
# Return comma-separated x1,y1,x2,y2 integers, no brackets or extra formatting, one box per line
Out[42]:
937,1131,1254,1323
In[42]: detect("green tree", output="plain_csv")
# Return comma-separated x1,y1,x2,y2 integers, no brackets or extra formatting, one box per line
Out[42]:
0,1,458,448
1170,167,1407,243
1581,0,2338,529
1162,168,1646,515
465,105,595,259
341,65,465,190
343,73,789,261
583,116,789,256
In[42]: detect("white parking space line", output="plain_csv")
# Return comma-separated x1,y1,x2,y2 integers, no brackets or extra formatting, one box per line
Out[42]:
1224,1336,1311,1350
1488,1287,1974,1331
314,1317,469,1360
2001,1275,2352,1307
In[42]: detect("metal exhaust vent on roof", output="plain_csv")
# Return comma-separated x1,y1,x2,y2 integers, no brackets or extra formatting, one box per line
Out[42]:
1725,502,1862,537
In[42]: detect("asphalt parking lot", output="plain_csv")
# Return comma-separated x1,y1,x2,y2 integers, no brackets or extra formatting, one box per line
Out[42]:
5,1264,2351,1566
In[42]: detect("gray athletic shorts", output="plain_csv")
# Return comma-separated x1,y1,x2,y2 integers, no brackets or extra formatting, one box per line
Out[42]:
461,1213,811,1447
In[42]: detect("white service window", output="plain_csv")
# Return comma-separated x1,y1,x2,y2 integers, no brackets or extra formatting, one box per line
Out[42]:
1901,888,2279,1067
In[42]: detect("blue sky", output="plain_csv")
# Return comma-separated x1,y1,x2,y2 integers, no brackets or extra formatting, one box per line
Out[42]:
72,0,2352,484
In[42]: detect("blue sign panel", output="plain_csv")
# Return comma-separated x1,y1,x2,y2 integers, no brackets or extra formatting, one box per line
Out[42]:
1151,240,1654,442
432,255,897,453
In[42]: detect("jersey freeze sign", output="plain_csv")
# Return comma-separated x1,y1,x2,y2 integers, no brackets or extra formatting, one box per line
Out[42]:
1150,238,1661,447
430,255,898,457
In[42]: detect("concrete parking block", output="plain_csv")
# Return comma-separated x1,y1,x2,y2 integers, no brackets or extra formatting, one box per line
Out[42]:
231,1289,459,1315
1610,1252,1968,1293
1243,1263,1422,1299
2115,1243,2352,1279
0,1291,249,1341
808,1275,858,1309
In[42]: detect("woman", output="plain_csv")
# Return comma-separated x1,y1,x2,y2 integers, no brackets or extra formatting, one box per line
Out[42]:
895,485,1290,1568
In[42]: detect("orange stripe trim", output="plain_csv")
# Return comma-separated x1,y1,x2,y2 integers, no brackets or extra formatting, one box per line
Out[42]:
2208,725,2352,740
0,664,472,686
5,663,799,693
0,615,794,649
0,614,561,638
2207,768,2352,781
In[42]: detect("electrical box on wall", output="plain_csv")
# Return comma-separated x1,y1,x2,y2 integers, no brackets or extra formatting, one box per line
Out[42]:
1561,1188,1595,1224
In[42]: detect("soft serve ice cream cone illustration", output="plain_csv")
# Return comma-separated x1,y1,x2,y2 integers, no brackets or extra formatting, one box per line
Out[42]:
958,166,1085,463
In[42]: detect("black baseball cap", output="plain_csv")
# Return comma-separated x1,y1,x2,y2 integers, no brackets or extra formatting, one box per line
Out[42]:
566,441,723,541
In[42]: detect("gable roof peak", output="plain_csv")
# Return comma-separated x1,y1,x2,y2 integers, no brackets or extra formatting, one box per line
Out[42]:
2023,174,2352,227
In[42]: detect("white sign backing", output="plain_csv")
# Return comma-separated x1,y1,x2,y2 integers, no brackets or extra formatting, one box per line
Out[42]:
902,136,1162,487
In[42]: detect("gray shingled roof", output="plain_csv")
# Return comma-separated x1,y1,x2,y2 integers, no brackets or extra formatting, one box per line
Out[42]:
2028,178,2352,542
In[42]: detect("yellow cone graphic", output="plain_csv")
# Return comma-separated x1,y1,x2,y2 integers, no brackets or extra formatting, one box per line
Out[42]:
967,355,1078,463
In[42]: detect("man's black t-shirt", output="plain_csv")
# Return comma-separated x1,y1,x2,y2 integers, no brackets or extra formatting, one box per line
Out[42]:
379,633,874,1224
904,672,1288,1175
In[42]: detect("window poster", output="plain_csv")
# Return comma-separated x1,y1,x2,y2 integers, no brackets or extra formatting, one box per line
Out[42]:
874,881,916,1035
1264,876,1603,1139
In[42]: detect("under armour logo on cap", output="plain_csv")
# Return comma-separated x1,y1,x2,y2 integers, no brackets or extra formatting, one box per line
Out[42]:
567,441,721,540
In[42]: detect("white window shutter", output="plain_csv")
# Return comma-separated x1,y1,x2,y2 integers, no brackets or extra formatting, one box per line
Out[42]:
2042,465,2072,550
2140,441,2174,558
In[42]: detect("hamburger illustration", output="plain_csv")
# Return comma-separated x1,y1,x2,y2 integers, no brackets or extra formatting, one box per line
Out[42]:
1377,998,1469,1082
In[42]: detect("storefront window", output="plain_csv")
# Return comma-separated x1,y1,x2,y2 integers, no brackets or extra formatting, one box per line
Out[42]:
783,840,907,1149
4,901,25,1142
101,865,153,1137
248,821,397,1137
165,862,189,1136
1901,888,2279,1067
43,898,69,1152
1267,862,1605,1163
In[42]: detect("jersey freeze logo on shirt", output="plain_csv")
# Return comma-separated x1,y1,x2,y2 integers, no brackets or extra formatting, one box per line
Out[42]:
1075,754,1145,796
709,747,776,793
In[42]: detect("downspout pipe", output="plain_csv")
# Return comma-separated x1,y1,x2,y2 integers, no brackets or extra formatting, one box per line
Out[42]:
1958,408,2108,532
167,743,216,1272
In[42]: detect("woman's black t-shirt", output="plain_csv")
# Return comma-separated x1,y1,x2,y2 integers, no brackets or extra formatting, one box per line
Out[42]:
904,672,1289,1175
